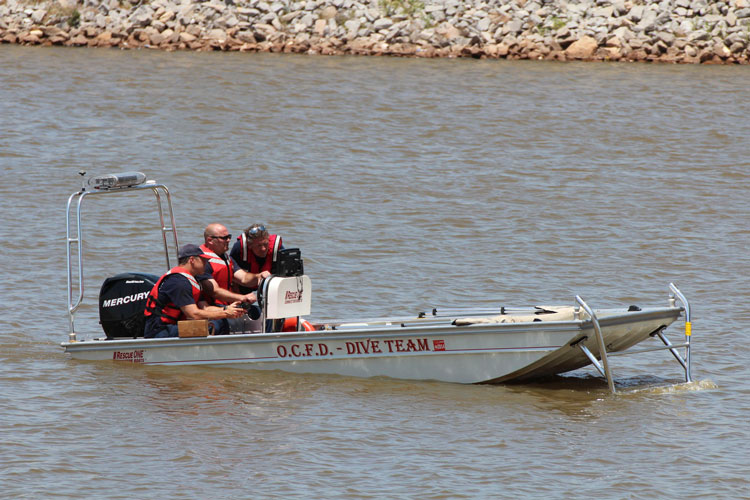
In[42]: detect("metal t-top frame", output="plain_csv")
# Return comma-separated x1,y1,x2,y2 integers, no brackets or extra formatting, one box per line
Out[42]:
65,175,179,341
575,282,692,394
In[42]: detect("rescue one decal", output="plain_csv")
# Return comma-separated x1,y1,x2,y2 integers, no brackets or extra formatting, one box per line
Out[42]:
113,350,145,363
275,338,446,359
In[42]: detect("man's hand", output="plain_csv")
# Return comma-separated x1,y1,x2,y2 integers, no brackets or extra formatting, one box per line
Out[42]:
225,302,245,318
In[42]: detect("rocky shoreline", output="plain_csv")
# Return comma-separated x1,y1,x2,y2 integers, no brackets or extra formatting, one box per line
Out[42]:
2,0,749,63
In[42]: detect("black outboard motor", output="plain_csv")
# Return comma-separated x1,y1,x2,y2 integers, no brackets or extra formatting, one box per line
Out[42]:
98,272,158,339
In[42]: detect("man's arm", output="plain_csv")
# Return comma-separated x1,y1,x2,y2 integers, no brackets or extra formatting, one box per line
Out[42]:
180,302,244,320
234,268,270,289
201,278,256,304
228,254,270,289
162,274,245,320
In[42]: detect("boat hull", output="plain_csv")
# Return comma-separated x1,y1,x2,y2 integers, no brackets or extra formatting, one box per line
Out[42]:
62,306,682,384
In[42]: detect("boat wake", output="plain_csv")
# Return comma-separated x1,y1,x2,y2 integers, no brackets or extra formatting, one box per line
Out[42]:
616,378,717,395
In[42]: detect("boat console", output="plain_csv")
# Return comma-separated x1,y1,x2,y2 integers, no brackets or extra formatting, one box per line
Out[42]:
258,275,312,320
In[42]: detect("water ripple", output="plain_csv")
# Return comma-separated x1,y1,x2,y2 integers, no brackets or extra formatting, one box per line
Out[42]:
1,45,750,499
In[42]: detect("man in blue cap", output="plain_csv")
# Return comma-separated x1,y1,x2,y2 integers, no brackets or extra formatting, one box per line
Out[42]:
143,244,245,338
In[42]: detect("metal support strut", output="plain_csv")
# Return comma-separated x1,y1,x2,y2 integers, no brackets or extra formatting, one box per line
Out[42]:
668,282,692,383
575,296,616,394
573,284,692,393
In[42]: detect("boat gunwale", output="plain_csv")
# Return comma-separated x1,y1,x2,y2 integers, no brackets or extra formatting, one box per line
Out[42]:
61,306,683,352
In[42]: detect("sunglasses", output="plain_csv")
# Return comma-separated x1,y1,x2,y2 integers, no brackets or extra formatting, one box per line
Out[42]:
248,225,266,237
210,234,232,241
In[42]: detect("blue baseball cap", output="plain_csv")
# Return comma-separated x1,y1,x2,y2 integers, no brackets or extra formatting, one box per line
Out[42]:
178,244,204,259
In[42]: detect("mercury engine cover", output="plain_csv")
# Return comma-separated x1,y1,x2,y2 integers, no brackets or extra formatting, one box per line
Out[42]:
99,272,158,339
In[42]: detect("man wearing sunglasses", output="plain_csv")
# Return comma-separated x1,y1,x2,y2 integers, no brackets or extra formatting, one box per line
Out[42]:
198,223,260,307
230,223,283,294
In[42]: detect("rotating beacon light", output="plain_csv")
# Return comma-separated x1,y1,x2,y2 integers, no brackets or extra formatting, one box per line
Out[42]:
86,172,148,191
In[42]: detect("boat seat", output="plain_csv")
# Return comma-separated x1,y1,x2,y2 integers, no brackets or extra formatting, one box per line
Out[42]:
453,306,577,326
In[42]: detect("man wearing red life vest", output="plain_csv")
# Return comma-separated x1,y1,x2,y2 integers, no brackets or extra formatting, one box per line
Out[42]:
230,223,282,294
143,244,244,338
198,223,259,306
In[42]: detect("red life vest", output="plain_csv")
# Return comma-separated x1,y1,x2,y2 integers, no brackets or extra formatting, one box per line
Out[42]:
200,244,234,305
143,266,202,325
237,233,282,274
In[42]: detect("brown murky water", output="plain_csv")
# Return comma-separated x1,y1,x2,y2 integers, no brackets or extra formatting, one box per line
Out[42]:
1,45,749,498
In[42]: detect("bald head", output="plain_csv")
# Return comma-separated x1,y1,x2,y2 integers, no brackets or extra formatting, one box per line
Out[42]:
204,223,227,242
203,223,232,253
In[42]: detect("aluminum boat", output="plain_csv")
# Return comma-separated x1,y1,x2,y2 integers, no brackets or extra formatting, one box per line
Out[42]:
62,172,693,392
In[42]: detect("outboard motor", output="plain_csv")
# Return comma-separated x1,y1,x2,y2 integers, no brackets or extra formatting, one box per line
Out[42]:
98,272,158,339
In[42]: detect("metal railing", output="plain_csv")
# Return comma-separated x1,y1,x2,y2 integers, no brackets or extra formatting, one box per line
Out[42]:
66,178,179,341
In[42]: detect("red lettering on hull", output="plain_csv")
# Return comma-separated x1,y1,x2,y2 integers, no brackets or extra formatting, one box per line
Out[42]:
278,343,332,358
383,338,433,353
276,338,440,359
